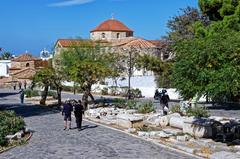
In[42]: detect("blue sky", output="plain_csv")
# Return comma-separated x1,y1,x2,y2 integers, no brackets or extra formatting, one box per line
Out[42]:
0,0,198,56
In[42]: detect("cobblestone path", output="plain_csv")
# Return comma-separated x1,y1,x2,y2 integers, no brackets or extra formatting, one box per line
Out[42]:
0,89,196,159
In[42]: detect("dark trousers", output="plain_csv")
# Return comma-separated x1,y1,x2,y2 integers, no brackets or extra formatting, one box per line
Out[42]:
75,115,82,128
20,97,24,104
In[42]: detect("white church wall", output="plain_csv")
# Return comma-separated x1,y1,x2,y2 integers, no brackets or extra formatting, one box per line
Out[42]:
90,31,127,41
0,60,11,77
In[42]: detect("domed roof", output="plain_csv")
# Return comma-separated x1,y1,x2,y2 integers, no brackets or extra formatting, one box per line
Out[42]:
12,53,36,62
91,19,133,32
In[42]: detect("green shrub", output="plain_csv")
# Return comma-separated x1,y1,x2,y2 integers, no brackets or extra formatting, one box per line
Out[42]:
112,98,127,108
48,91,57,99
137,125,154,132
101,87,108,95
126,100,138,109
138,101,155,114
170,105,182,114
131,88,142,98
108,86,118,96
186,106,209,118
0,111,25,146
62,85,72,92
24,89,39,98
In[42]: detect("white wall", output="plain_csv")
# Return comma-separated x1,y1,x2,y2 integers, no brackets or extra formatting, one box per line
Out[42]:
0,60,11,77
90,31,127,41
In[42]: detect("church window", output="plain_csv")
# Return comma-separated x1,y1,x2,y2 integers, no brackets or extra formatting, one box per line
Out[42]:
117,33,120,39
102,33,105,39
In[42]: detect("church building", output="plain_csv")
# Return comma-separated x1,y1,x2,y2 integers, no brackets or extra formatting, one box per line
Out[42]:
90,18,134,41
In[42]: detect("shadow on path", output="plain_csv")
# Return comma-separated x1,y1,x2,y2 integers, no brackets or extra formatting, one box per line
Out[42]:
0,91,20,98
207,103,240,111
0,103,60,118
81,125,98,130
70,125,98,131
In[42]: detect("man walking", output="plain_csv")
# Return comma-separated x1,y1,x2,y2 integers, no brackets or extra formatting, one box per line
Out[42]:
62,100,73,130
160,89,170,115
19,89,24,104
18,81,22,90
74,100,84,131
24,80,27,89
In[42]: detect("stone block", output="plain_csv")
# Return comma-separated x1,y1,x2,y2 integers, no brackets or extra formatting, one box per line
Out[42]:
126,109,138,114
176,135,190,142
159,116,169,127
138,131,148,137
117,114,144,128
183,117,213,138
163,128,182,135
125,128,136,133
169,116,183,129
156,131,172,138
5,134,17,140
159,113,181,127
16,130,24,139
210,151,240,159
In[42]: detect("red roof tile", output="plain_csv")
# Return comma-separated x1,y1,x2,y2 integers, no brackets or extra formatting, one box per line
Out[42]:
148,40,167,48
12,54,36,62
56,39,109,48
91,19,133,32
112,37,156,49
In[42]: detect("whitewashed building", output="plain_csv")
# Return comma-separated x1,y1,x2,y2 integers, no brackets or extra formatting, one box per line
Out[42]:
54,18,169,97
0,60,11,77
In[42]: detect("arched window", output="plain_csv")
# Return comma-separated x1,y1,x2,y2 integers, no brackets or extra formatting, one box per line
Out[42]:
102,33,105,39
117,33,120,39
26,63,30,67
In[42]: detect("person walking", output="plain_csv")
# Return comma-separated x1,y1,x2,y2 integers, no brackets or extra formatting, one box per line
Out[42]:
18,81,22,90
24,80,27,89
74,100,84,131
62,100,73,130
12,82,16,90
19,89,24,104
160,89,170,115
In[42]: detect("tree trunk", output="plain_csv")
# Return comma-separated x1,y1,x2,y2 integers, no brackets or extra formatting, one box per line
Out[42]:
57,87,62,106
82,83,92,110
88,92,95,102
40,85,49,105
73,82,76,94
128,52,132,100
82,90,89,110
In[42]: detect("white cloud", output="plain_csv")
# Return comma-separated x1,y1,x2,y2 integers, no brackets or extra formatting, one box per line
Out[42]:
48,0,95,7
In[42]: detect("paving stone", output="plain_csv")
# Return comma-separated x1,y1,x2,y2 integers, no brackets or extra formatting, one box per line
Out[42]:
210,151,240,159
0,89,197,159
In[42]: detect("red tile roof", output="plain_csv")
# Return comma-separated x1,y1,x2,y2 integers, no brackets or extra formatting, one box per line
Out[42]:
148,40,167,48
12,68,36,79
56,39,109,48
12,54,36,62
112,37,156,49
91,19,133,32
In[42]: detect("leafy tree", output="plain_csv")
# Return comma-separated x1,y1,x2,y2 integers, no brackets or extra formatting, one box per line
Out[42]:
172,30,240,102
1,52,12,60
166,6,208,43
57,41,115,108
198,0,240,32
136,54,173,88
33,68,53,105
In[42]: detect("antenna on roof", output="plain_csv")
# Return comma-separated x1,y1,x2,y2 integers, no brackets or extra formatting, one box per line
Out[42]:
111,13,115,20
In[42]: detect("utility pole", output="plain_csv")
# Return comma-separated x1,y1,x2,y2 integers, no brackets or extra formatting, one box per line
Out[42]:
128,51,132,100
